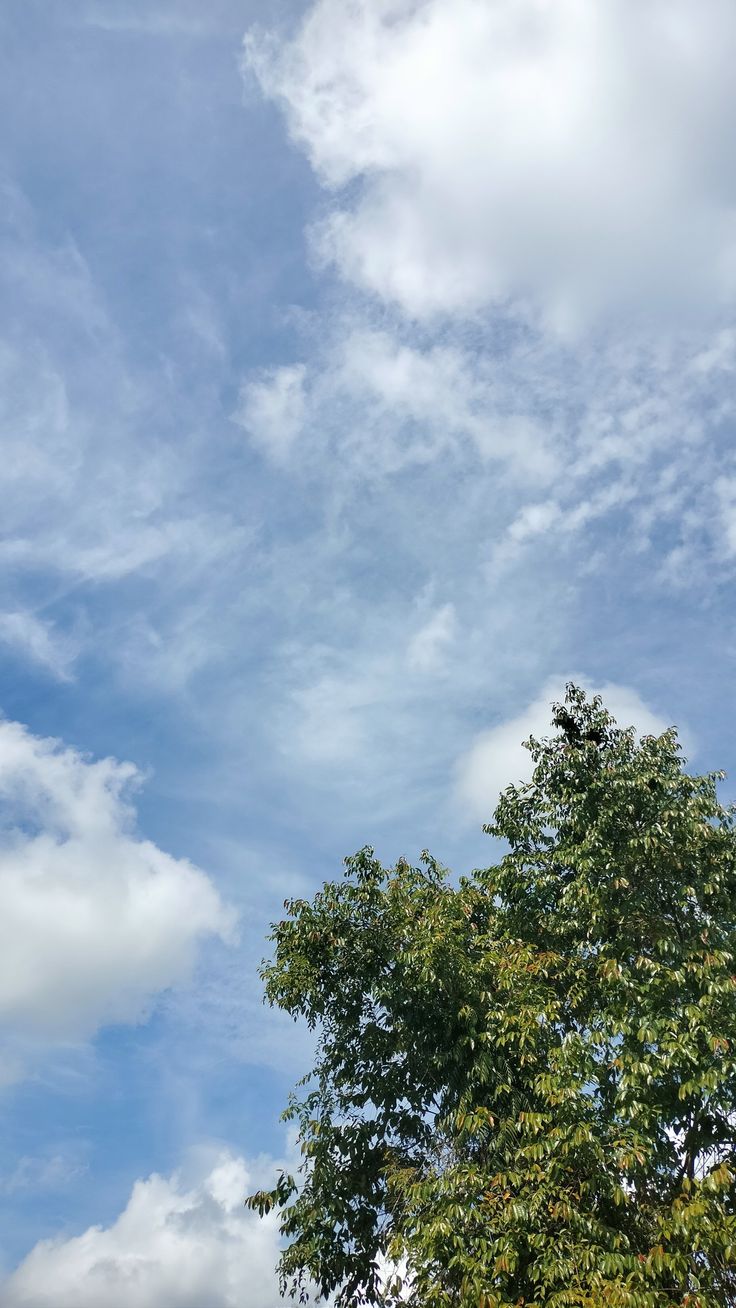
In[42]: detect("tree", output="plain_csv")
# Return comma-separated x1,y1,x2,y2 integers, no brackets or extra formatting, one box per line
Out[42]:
247,686,736,1307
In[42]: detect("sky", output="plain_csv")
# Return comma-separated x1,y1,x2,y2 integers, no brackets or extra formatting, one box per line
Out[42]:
1,0,736,1301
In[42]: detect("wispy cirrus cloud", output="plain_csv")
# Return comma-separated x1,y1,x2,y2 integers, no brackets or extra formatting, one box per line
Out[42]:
0,612,78,682
0,180,252,692
0,1149,88,1198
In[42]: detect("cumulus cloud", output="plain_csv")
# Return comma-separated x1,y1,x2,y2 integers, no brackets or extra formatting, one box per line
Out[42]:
455,678,674,823
0,719,234,1048
246,0,736,329
1,1151,283,1308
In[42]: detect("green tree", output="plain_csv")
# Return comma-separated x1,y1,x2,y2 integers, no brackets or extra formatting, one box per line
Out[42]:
248,686,736,1307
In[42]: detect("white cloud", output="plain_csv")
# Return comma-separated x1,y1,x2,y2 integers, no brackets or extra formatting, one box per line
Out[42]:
0,195,242,618
80,9,214,36
236,364,307,464
691,328,736,376
1,1151,284,1308
0,719,234,1048
335,330,556,473
0,612,78,682
455,678,674,823
715,476,736,557
246,0,736,329
407,603,456,673
280,636,435,794
507,502,562,544
289,662,383,767
240,327,559,479
1,1151,87,1197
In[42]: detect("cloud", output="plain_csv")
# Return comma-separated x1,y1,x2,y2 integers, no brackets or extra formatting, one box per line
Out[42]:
0,187,243,603
715,476,736,557
226,309,735,842
246,0,736,329
0,719,234,1050
288,659,386,768
1,1151,87,1198
0,329,231,587
0,182,263,700
407,603,456,674
506,502,562,544
455,678,674,823
278,632,442,798
242,1,736,616
235,312,736,599
334,330,556,474
238,326,559,479
80,8,215,37
0,612,78,682
1,1151,284,1308
236,363,307,464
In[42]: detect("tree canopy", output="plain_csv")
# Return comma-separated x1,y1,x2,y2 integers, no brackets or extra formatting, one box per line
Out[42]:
248,686,736,1308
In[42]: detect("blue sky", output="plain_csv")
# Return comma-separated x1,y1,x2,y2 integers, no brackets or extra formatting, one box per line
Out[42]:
1,1,736,1302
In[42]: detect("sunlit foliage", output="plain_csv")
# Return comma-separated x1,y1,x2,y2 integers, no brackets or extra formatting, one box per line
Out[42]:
248,687,736,1307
